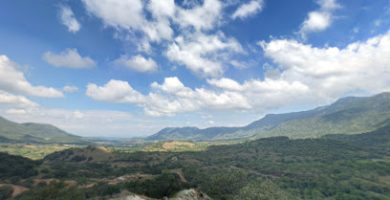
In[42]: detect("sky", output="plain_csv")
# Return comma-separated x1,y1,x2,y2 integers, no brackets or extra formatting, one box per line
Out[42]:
0,0,390,138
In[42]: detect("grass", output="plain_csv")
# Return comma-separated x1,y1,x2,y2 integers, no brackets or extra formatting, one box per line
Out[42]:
110,140,239,153
0,144,78,160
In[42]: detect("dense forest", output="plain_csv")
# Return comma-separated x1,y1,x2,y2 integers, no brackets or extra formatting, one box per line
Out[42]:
0,124,390,199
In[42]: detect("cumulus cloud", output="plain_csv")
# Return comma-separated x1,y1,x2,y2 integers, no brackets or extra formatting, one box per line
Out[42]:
82,0,224,42
232,0,264,20
146,77,251,116
207,78,243,91
86,76,310,116
0,55,63,98
81,0,245,78
43,49,95,69
0,90,37,108
114,55,158,73
166,33,243,77
82,0,144,30
86,30,390,117
59,5,81,33
299,0,340,39
151,77,192,97
175,0,222,31
208,78,310,111
86,80,144,104
82,0,173,43
63,85,79,93
87,77,251,117
260,29,390,102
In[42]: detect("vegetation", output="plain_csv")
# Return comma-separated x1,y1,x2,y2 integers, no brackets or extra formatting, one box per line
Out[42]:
1,124,390,199
0,144,75,160
16,183,85,200
0,185,13,200
0,153,39,180
147,92,390,141
0,116,84,144
1,93,390,199
124,173,190,198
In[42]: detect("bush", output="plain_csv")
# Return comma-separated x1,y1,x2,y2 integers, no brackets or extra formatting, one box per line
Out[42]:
0,185,13,200
16,183,85,200
125,173,188,198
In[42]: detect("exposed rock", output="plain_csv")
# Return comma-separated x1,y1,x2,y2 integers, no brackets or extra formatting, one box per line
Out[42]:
109,189,211,200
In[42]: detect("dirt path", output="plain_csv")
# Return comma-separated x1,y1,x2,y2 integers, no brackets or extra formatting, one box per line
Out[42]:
0,183,29,198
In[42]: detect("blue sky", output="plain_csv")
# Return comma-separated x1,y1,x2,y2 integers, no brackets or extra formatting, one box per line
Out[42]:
0,0,390,137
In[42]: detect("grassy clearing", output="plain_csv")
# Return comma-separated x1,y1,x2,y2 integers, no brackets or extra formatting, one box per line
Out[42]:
0,144,78,160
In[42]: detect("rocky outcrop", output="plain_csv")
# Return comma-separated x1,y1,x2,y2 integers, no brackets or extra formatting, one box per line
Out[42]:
109,189,211,200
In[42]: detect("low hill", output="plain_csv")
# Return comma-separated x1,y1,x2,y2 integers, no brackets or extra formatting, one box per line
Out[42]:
148,127,238,141
147,92,390,141
6,122,390,199
0,116,84,144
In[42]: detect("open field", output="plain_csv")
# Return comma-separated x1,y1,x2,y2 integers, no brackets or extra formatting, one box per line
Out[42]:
0,144,79,160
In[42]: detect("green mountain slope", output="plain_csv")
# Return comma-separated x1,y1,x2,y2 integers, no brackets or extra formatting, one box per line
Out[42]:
148,92,390,141
147,127,239,141
11,122,390,200
0,116,83,144
238,92,390,140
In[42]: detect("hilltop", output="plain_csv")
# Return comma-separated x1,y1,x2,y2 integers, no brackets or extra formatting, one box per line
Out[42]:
0,116,84,144
148,92,390,141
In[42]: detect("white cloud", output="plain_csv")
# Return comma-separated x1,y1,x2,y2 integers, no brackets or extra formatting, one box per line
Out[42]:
299,0,340,38
87,77,251,117
86,80,144,104
43,49,95,69
81,0,224,41
59,5,81,33
87,30,390,117
230,60,249,69
175,0,223,31
151,77,192,97
82,0,144,30
82,0,173,43
0,55,63,98
2,105,216,137
166,32,243,77
87,76,310,116
114,55,158,73
81,0,246,78
260,29,390,102
301,11,331,33
0,107,145,137
146,77,250,116
232,0,264,20
208,78,310,111
207,78,243,91
0,90,37,108
6,108,28,115
63,85,79,93
148,0,175,18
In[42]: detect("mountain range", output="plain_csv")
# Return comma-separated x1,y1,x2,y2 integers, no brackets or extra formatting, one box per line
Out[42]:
1,92,389,144
147,92,390,141
0,116,83,144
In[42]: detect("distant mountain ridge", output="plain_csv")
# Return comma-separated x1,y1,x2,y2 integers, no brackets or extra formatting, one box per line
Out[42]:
0,116,83,144
147,127,239,141
147,92,390,141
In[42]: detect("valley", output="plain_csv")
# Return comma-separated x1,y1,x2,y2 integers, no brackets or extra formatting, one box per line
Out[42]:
1,93,390,199
2,1,390,199
1,124,390,199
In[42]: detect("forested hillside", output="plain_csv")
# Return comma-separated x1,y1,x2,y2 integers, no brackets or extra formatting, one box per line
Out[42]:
1,124,389,199
0,117,83,144
148,92,390,141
